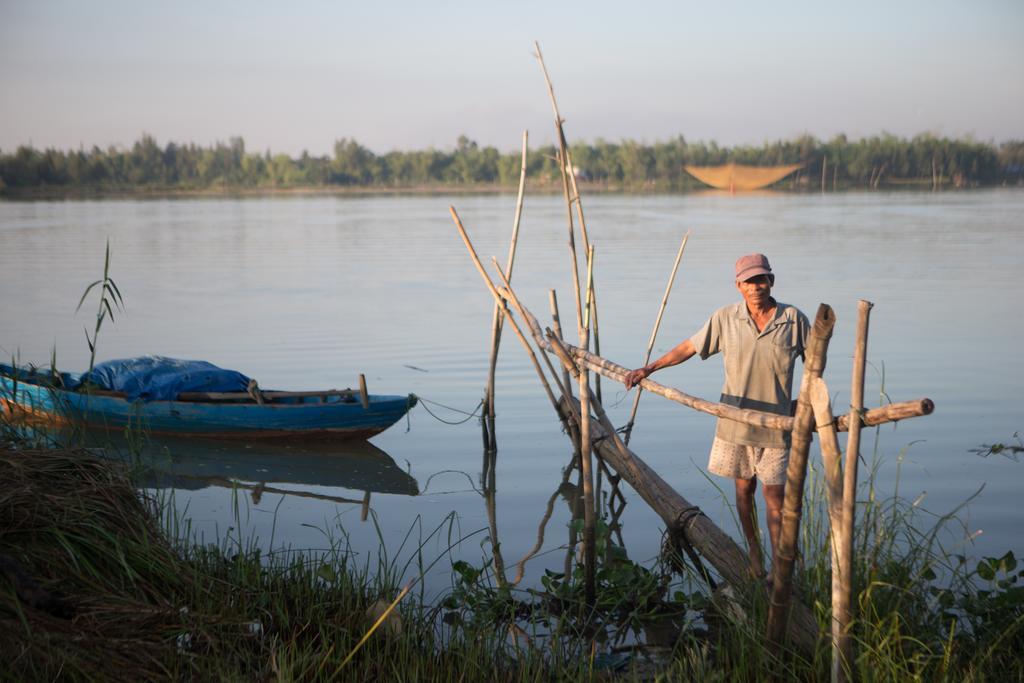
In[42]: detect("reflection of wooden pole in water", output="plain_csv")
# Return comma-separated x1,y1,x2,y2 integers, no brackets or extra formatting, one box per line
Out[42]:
512,453,576,585
483,131,529,452
623,230,690,446
483,448,509,588
361,490,371,522
767,304,835,653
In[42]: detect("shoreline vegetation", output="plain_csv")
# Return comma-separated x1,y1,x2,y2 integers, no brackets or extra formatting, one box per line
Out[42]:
2,133,1023,199
1,428,1022,680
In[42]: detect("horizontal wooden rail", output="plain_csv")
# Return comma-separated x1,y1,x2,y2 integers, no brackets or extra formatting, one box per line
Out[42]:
561,343,933,433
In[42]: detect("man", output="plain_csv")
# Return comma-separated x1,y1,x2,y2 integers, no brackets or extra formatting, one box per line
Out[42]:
624,254,809,580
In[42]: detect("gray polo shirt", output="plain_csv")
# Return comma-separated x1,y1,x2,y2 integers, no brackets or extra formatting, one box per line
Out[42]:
689,300,810,449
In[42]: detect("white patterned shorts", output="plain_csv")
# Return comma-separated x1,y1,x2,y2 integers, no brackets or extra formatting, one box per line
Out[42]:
707,437,789,486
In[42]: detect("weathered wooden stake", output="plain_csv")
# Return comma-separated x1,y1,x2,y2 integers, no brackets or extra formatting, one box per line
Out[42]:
624,230,690,445
810,377,849,682
358,374,369,409
767,304,836,651
838,299,872,680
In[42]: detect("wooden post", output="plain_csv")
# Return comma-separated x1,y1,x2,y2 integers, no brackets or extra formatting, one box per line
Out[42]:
767,304,836,651
809,377,848,682
578,245,597,605
483,130,529,452
624,230,690,445
358,374,369,409
822,155,828,193
838,300,872,680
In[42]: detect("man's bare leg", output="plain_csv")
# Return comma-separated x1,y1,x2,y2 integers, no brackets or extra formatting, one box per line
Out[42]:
762,483,785,578
734,477,764,578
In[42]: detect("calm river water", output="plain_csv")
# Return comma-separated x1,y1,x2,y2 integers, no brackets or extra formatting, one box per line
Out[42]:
1,190,1021,595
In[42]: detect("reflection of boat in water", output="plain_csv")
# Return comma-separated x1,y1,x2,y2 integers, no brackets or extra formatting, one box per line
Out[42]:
123,435,420,497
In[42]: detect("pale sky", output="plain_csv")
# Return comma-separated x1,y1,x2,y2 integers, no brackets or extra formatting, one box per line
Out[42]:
1,0,1021,156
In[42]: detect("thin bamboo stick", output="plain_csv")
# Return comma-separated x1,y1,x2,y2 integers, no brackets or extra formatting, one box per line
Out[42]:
837,299,872,682
767,304,836,651
535,43,591,337
450,207,564,420
550,290,575,403
624,230,690,445
534,42,603,375
483,130,529,451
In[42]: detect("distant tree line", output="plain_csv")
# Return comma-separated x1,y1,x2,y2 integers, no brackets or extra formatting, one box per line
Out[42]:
1,133,1022,193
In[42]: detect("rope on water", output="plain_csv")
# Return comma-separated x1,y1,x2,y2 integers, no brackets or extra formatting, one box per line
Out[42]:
411,394,485,426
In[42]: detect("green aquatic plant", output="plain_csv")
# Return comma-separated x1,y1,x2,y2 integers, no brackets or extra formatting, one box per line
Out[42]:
75,239,124,376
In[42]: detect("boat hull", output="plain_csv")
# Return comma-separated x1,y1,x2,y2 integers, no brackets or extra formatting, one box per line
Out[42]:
0,375,415,440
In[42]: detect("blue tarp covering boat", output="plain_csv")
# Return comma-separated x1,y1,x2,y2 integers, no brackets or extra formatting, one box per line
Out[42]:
0,358,415,440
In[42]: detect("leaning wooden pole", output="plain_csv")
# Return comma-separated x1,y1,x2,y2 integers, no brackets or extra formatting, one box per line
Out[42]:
837,299,873,681
450,207,566,422
482,130,529,451
767,304,836,651
623,230,690,445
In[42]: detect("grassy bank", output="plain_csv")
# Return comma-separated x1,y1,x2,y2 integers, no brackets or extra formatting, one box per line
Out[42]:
1,438,1021,680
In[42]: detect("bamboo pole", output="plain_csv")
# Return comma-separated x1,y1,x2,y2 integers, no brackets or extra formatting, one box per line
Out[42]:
450,207,566,420
550,291,574,397
810,377,849,682
577,245,597,604
561,341,931,435
767,304,836,651
623,230,690,445
483,130,529,451
838,299,872,681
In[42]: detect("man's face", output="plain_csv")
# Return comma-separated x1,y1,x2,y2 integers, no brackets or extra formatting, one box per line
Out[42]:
736,274,773,308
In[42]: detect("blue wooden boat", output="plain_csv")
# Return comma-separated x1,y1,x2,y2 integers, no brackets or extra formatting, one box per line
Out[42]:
0,358,416,440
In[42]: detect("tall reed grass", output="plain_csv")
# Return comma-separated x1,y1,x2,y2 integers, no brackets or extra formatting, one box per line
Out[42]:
1,423,1020,681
